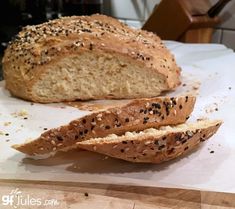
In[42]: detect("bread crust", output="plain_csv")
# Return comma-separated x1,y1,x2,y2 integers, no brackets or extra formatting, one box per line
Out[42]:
3,14,180,102
12,96,195,155
78,120,222,163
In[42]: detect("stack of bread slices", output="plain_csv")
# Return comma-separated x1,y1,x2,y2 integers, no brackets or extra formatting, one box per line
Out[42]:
2,14,222,163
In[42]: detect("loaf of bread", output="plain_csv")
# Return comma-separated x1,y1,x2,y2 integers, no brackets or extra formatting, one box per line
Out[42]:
3,14,181,103
12,96,195,156
78,120,222,163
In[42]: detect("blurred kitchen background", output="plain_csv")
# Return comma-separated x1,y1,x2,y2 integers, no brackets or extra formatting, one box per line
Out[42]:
0,0,234,80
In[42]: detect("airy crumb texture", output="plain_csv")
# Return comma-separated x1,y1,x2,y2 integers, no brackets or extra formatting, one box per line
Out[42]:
3,14,180,103
78,119,222,163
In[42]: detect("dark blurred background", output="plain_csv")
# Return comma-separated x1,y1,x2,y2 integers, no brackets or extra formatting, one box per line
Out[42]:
0,0,104,80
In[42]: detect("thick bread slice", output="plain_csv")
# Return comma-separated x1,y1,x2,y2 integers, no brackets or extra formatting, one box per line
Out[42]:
3,14,180,103
12,96,195,155
78,120,222,163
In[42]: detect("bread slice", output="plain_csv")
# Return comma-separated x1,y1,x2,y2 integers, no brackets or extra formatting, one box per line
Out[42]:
77,120,222,163
3,14,180,103
12,96,195,156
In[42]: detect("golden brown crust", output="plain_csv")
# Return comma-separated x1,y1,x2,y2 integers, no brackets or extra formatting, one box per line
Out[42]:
77,120,222,163
3,14,180,102
12,96,195,155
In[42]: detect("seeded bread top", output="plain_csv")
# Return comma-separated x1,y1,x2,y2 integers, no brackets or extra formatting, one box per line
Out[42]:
3,14,180,89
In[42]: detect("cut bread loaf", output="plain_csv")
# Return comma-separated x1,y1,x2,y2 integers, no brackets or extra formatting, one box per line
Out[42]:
78,120,222,163
3,14,180,103
12,96,195,156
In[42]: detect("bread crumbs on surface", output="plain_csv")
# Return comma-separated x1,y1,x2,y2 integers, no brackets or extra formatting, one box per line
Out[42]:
18,109,28,117
205,103,219,114
3,122,12,126
197,117,209,121
11,109,28,118
0,131,4,135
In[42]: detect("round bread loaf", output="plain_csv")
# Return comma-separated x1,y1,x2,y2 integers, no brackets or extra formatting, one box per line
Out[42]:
3,14,181,103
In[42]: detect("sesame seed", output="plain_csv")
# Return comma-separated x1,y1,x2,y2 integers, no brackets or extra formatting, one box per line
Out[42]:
184,146,189,151
145,141,151,145
186,131,193,137
91,121,96,126
56,136,63,141
97,113,102,118
51,140,56,145
181,139,187,144
185,96,189,103
158,145,165,150
139,109,144,113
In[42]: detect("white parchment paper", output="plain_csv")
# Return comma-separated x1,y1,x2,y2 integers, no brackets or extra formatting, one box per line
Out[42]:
0,41,235,193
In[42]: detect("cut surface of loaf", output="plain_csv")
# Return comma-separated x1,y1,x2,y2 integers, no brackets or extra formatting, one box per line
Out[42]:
78,120,222,163
3,14,181,103
12,96,195,156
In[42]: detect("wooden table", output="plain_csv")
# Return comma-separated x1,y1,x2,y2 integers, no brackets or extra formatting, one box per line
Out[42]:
0,179,235,209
